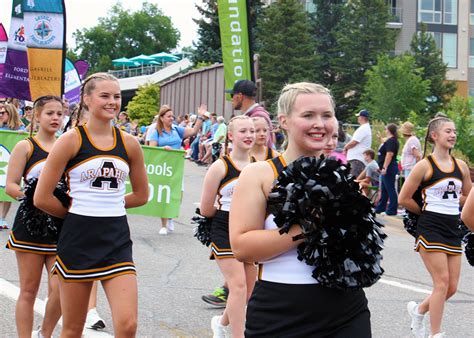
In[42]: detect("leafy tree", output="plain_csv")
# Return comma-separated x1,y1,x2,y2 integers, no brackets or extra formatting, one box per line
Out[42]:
409,23,457,116
444,96,474,164
192,0,264,64
257,0,317,110
73,2,180,72
360,54,430,122
311,0,346,87
330,0,396,121
126,83,160,126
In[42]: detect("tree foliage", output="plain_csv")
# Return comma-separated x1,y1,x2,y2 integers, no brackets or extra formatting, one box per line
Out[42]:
257,0,317,110
409,23,457,116
73,2,180,72
330,0,396,121
126,83,160,126
444,96,474,164
360,54,430,122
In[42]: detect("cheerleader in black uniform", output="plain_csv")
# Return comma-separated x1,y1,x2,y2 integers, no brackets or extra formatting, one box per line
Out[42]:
200,115,256,337
230,83,372,337
34,73,149,337
250,116,279,161
5,96,64,337
399,117,472,338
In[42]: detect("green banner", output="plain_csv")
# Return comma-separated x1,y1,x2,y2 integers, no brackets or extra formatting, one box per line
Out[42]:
0,130,29,202
126,146,185,219
0,131,185,217
218,0,252,99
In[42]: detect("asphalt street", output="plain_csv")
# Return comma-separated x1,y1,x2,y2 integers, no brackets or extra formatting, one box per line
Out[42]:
0,160,473,337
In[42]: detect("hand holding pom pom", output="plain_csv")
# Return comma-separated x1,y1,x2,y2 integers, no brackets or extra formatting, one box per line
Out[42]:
462,232,474,266
267,156,387,289
192,208,213,247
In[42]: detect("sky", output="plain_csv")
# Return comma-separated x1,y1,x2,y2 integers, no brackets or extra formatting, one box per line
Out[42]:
0,0,203,50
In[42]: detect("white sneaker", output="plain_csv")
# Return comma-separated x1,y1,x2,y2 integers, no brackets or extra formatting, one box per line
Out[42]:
167,219,174,232
407,301,426,338
429,333,446,338
159,227,168,235
211,315,229,338
31,326,44,338
85,308,106,330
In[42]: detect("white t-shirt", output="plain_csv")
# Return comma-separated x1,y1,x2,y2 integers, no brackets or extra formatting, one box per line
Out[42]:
401,136,421,170
347,123,372,163
145,122,157,142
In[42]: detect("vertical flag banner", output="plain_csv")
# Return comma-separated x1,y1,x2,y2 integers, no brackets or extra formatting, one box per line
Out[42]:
0,24,8,81
64,58,81,104
74,60,89,80
217,0,252,99
0,0,31,100
23,0,66,99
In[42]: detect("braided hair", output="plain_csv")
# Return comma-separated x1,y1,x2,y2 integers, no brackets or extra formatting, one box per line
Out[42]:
422,116,454,158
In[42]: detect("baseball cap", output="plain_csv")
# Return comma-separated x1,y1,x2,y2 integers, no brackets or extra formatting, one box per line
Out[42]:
225,80,257,97
203,111,211,118
355,109,369,118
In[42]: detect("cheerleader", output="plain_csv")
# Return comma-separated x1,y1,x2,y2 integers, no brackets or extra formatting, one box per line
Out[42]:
399,116,472,338
249,116,280,161
199,115,256,337
5,96,63,337
34,73,149,337
229,83,371,337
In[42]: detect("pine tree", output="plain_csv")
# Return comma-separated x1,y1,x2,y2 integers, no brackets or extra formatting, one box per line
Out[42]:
409,23,457,117
311,0,346,87
257,0,317,110
192,0,264,65
330,0,396,121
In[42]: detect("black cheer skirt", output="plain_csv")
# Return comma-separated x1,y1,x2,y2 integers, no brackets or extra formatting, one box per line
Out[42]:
6,209,58,255
246,280,371,338
415,211,463,255
209,210,234,260
51,213,136,282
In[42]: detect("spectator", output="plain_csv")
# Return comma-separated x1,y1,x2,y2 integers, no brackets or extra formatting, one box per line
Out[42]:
145,115,159,145
116,111,131,133
355,149,380,197
20,102,34,127
0,104,24,131
190,110,212,162
400,121,422,178
344,109,372,177
226,80,273,148
199,115,227,165
375,123,400,216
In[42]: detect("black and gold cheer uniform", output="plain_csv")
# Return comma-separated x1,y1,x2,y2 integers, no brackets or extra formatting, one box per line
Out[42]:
6,137,57,254
51,125,136,282
209,155,245,260
246,156,371,337
415,155,464,255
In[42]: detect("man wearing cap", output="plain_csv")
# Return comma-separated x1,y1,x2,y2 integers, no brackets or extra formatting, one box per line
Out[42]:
226,80,273,148
344,109,372,177
400,121,421,178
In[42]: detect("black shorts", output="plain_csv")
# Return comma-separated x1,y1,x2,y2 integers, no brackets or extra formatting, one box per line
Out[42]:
246,280,371,337
210,210,233,260
416,211,463,255
6,209,57,255
51,213,136,282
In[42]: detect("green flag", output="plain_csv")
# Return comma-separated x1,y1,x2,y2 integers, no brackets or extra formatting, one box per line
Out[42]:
218,0,252,99
0,130,29,202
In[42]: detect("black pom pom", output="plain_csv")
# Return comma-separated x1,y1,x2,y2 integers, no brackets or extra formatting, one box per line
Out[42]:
403,211,418,238
463,232,474,266
17,177,70,238
267,156,387,290
192,208,213,247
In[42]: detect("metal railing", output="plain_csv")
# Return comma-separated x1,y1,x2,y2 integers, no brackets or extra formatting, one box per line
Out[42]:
108,65,164,79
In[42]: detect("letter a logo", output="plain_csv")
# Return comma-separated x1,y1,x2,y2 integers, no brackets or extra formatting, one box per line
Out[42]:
91,160,119,190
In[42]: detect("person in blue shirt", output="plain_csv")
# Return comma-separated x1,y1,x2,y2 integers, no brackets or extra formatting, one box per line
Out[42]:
149,104,207,235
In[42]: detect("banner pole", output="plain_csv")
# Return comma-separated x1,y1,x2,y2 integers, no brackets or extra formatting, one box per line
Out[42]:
246,0,255,83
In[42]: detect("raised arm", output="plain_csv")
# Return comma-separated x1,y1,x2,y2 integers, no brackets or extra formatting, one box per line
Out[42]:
123,133,149,208
229,162,302,262
5,140,31,199
183,104,206,139
34,131,79,218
